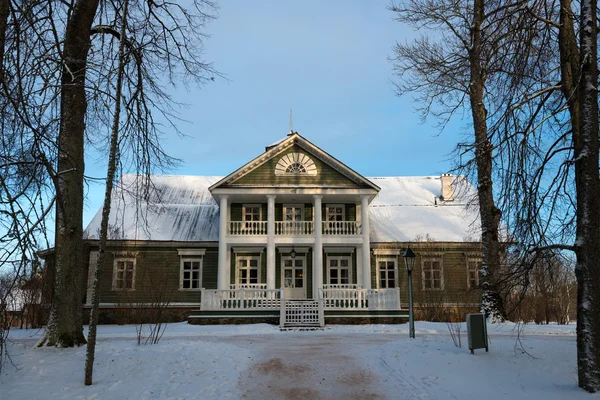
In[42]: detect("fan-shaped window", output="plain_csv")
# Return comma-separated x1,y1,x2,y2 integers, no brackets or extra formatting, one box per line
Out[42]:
275,153,318,176
286,162,307,174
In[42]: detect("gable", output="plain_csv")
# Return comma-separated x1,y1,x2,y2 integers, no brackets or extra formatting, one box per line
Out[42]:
228,145,362,187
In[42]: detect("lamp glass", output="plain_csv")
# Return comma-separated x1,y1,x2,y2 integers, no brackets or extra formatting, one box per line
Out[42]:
403,247,416,272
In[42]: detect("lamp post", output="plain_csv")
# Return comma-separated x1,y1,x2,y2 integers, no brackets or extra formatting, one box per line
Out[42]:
403,247,416,338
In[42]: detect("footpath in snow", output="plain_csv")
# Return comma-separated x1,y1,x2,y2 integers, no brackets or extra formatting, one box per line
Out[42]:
1,321,593,400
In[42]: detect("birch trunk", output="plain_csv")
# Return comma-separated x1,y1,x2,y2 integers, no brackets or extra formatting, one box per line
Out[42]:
37,0,99,348
84,0,129,385
574,0,600,392
469,0,505,322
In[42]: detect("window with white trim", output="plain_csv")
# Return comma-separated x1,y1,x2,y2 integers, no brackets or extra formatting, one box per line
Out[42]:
422,258,443,290
377,258,397,289
242,204,262,222
283,204,304,221
180,259,202,290
467,258,482,289
113,258,135,290
327,256,352,285
326,205,345,221
237,256,260,285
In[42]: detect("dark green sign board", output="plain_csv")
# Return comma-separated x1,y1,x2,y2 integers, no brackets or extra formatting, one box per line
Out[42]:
467,313,489,354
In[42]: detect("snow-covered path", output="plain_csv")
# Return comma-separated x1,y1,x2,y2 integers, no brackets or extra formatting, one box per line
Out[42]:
2,322,596,399
233,334,391,399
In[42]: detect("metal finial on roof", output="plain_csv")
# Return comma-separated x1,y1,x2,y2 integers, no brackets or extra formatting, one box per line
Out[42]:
289,108,293,135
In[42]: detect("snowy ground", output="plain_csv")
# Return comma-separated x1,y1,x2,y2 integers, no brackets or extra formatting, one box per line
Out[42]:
1,321,596,399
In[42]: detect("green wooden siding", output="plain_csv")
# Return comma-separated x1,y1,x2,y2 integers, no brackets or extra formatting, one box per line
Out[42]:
231,145,362,187
92,246,216,304
369,248,481,306
84,243,480,306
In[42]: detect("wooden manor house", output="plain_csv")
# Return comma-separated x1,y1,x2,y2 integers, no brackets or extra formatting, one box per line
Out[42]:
78,132,482,327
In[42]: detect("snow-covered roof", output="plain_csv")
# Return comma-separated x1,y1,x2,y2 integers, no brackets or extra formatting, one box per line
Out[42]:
84,175,480,243
368,176,480,242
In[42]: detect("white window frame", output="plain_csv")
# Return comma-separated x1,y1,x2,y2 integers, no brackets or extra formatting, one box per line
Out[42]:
326,255,353,285
422,257,444,290
112,258,136,291
236,255,261,285
242,204,262,221
467,257,482,289
180,258,203,291
376,256,398,289
283,204,305,221
326,204,345,222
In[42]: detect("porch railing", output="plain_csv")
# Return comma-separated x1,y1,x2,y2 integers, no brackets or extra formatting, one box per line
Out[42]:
229,221,267,235
275,221,314,235
319,287,400,310
322,221,362,235
200,288,281,310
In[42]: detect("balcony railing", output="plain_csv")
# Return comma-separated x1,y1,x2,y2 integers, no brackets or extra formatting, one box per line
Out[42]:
228,220,362,236
275,221,314,235
229,221,267,235
322,221,362,235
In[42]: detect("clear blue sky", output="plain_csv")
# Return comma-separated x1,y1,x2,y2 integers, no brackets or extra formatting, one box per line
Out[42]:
83,0,469,226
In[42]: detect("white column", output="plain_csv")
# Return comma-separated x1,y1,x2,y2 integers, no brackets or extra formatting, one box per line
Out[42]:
266,195,276,289
313,195,323,298
217,196,229,290
361,195,371,289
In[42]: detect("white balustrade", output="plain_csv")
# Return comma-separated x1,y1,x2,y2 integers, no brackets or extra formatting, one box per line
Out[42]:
319,287,400,310
201,288,281,310
274,221,314,235
322,221,362,235
229,221,267,235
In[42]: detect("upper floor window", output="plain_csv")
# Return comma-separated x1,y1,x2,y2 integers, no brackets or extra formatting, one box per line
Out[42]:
422,257,443,290
275,153,318,176
326,205,345,221
113,258,135,290
467,258,482,289
243,204,262,222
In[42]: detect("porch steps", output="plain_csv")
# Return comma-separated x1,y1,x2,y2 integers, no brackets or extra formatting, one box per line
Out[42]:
280,327,326,332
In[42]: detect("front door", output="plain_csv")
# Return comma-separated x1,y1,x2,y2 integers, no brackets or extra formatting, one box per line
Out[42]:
282,256,306,299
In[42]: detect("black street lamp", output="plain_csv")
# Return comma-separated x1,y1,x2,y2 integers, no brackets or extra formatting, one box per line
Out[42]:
403,247,416,338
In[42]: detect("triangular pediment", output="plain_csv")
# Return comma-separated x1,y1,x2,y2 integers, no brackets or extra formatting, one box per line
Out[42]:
209,133,380,191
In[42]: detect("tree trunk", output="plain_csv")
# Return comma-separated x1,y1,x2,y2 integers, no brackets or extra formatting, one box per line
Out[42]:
0,0,8,77
574,0,600,392
37,0,99,348
469,0,505,322
85,0,129,385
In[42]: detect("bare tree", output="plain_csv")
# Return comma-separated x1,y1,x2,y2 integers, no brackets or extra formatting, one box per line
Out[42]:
0,0,218,349
389,0,545,321
84,0,129,385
